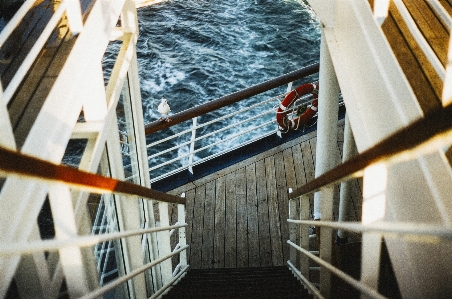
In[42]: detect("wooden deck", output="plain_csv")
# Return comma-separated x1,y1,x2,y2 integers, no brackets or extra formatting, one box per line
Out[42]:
167,121,363,269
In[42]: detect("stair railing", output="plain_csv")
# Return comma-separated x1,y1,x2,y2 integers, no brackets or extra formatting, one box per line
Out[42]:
0,145,189,298
287,103,452,298
0,0,84,104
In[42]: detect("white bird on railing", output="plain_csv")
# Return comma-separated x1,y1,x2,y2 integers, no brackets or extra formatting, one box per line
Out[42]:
157,97,171,122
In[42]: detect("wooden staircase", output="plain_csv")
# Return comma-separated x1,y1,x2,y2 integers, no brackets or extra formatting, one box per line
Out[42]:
161,266,312,299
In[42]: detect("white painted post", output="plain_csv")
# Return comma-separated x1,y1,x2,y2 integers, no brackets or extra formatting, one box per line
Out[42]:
277,82,294,138
106,120,148,299
299,195,310,280
0,84,16,150
360,163,387,295
158,202,174,285
289,188,297,265
313,27,340,298
337,114,357,239
65,0,83,34
189,117,197,174
178,193,187,268
373,0,390,25
442,32,452,106
48,183,90,297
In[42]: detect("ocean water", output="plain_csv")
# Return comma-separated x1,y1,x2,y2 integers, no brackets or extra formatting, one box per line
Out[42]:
107,0,321,177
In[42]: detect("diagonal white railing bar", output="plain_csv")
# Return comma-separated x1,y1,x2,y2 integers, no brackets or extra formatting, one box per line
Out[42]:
287,240,387,299
288,219,452,241
79,245,189,299
393,0,445,79
0,224,187,255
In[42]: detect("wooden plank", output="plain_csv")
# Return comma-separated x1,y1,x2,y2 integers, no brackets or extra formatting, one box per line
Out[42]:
274,151,290,264
184,189,195,265
246,163,260,267
403,0,449,65
235,167,248,267
190,184,205,268
214,175,226,268
440,0,452,16
265,156,283,266
224,171,237,268
255,159,271,266
383,4,441,113
201,180,215,268
292,143,308,188
179,128,321,187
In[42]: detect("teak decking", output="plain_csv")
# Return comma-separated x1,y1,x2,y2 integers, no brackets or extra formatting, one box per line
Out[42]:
167,121,363,269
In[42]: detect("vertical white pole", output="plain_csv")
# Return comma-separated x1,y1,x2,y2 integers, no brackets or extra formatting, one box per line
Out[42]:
48,183,90,297
65,0,83,34
442,31,452,106
289,189,297,265
337,114,357,239
373,0,390,25
313,29,340,221
158,202,173,285
178,193,187,268
299,195,310,279
189,117,197,174
277,82,294,138
0,84,16,150
360,163,387,295
313,28,340,298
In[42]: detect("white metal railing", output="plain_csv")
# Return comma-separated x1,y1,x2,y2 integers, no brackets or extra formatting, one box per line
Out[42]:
286,99,452,298
145,87,317,183
0,0,83,104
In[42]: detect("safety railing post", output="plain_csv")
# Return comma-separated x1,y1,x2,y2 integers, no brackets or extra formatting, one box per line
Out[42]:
288,188,297,265
157,202,173,285
299,195,310,279
188,117,197,174
64,0,83,34
178,193,187,268
277,82,293,138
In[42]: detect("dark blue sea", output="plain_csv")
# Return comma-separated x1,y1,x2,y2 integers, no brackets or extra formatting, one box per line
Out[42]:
135,0,320,120
81,0,321,177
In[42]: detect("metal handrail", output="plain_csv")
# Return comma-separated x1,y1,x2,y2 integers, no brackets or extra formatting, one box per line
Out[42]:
80,245,189,299
0,223,187,255
289,104,452,199
0,145,185,204
145,75,318,181
144,63,320,135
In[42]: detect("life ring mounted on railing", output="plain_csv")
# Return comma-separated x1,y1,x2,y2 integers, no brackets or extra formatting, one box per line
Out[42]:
276,82,319,132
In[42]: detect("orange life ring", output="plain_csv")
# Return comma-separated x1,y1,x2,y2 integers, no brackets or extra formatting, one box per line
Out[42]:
276,83,318,131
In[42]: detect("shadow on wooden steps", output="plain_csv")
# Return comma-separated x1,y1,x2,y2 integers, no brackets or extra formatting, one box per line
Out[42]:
162,266,312,299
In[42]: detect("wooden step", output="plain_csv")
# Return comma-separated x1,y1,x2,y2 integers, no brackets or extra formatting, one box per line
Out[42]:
162,266,312,299
369,0,450,113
